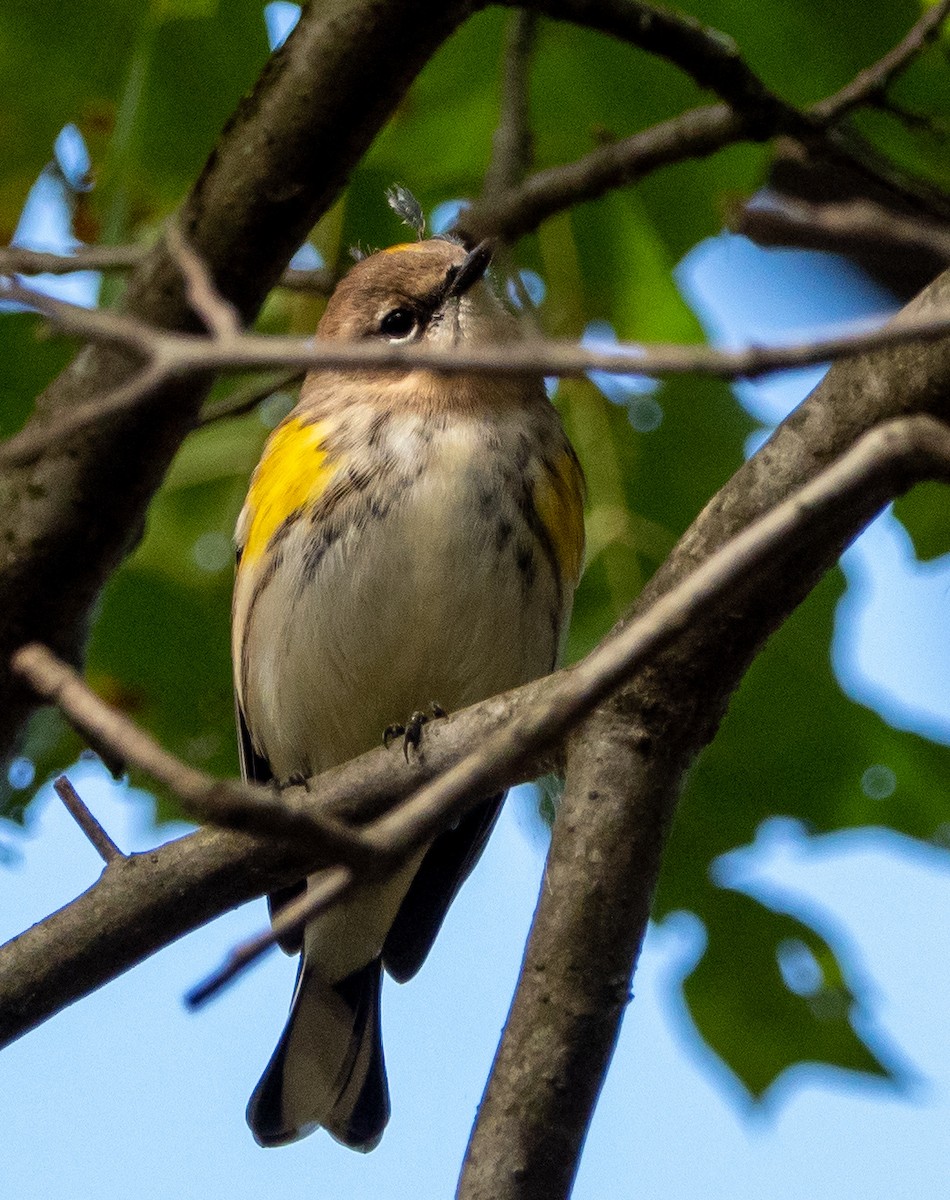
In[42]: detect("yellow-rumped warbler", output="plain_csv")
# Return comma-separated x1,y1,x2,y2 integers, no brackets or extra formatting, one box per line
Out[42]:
232,236,585,1149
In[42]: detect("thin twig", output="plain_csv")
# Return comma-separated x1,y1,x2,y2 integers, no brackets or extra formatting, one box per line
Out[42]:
185,866,353,1007
11,645,374,865
0,245,142,275
459,103,748,242
197,368,304,426
483,11,538,201
53,774,124,864
11,272,950,473
814,0,950,122
483,10,543,327
741,196,950,265
0,243,335,293
166,222,242,339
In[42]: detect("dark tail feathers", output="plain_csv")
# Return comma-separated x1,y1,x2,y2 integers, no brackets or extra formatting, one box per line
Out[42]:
247,958,390,1151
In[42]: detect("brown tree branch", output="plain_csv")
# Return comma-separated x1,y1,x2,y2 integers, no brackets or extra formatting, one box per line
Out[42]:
12,275,950,473
740,196,950,265
459,103,749,243
512,0,807,138
482,10,539,202
457,264,950,1198
11,644,376,863
0,243,335,293
186,865,354,1007
813,0,950,122
53,775,124,864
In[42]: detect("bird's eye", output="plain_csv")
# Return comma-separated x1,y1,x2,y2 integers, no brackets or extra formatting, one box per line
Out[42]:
379,307,418,339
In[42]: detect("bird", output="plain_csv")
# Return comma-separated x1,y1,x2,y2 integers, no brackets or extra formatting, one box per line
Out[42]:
231,229,585,1150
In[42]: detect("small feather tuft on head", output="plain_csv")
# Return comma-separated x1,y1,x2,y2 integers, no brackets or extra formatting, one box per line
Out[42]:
385,185,426,240
349,244,368,263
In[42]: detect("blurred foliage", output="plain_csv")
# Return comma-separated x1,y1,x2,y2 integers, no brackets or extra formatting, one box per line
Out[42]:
2,0,950,1108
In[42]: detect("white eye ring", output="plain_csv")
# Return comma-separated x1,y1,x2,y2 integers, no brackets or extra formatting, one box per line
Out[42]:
379,307,419,341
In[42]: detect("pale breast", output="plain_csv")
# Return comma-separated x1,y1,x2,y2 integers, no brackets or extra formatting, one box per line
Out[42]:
236,406,568,780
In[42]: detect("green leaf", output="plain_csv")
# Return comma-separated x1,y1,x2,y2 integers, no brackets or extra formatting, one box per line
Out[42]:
681,886,895,1096
893,484,950,562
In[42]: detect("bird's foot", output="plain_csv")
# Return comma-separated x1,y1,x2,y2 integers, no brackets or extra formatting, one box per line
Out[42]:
281,771,311,792
383,702,447,762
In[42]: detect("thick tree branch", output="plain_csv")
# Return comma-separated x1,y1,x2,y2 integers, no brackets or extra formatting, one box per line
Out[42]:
458,265,950,1198
0,685,536,1048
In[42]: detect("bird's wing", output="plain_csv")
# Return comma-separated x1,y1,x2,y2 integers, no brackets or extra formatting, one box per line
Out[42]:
381,792,504,983
236,695,308,951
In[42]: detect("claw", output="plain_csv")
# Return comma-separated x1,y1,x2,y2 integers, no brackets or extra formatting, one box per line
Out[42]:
402,711,429,762
382,703,449,761
383,723,406,749
283,770,311,791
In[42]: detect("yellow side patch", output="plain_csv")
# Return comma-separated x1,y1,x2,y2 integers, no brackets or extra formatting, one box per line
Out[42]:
241,417,339,565
382,242,426,255
532,450,586,587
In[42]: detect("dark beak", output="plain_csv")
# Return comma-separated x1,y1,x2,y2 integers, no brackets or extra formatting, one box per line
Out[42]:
445,240,493,299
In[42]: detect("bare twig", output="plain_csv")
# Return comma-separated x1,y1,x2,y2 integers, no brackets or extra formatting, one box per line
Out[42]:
0,245,142,276
741,196,950,265
12,273,950,473
483,11,538,201
482,11,543,326
186,866,353,1006
166,223,242,339
11,644,373,865
878,95,950,142
0,243,335,293
459,103,748,242
814,0,950,122
53,774,124,864
197,368,304,426
0,276,159,358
